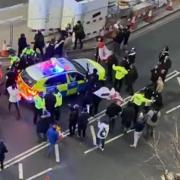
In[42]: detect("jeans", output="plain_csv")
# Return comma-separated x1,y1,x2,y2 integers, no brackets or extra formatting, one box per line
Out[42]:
74,37,83,49
33,108,42,124
47,144,55,157
9,102,21,119
132,131,143,147
78,126,87,138
96,137,105,149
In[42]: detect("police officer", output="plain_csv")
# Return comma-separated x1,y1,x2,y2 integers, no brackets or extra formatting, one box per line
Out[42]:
68,104,79,136
54,89,62,121
128,47,136,64
77,108,90,138
106,101,122,132
159,46,169,63
125,64,138,95
120,56,131,70
158,55,172,72
130,91,153,124
21,44,36,57
8,52,20,68
44,90,56,122
112,64,128,91
33,93,45,124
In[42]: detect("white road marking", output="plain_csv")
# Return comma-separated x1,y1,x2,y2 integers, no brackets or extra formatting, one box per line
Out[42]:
55,144,60,163
177,77,180,87
18,163,23,180
4,142,47,165
4,70,179,169
166,104,180,114
84,129,134,154
0,3,24,12
26,168,53,180
165,75,180,114
165,72,180,82
4,143,49,169
90,125,97,146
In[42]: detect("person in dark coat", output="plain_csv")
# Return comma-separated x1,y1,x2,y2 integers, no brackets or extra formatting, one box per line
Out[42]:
150,66,160,85
125,64,138,95
18,33,27,57
44,91,56,122
152,91,163,110
123,25,131,49
106,101,122,132
68,104,79,136
113,28,124,54
78,108,90,138
45,39,55,59
82,91,93,114
86,68,99,91
34,30,45,56
120,56,131,70
0,141,8,170
121,102,135,132
73,21,85,49
106,54,118,82
54,38,65,57
158,55,172,72
5,67,18,90
91,81,102,115
159,46,169,63
128,47,136,64
36,117,51,141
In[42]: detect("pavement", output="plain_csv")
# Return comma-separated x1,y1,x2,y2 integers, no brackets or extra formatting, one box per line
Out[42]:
0,0,179,53
0,9,179,180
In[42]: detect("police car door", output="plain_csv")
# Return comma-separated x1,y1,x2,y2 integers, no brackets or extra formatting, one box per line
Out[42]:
45,74,68,96
67,72,79,95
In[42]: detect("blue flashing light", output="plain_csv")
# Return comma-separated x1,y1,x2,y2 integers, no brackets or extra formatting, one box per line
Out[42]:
38,60,64,76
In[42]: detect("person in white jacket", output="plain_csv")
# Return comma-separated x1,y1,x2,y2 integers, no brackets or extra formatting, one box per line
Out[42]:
96,119,109,151
7,83,21,120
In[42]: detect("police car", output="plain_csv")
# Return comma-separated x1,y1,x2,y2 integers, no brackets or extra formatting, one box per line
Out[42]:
17,57,105,101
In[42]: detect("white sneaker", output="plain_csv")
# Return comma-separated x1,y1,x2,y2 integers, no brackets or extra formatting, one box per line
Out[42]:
130,144,136,148
100,147,104,151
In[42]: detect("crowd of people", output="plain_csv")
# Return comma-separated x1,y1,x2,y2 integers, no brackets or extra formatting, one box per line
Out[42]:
0,20,173,167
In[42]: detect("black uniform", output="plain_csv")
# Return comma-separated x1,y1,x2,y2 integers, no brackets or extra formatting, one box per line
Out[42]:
106,103,122,132
113,29,124,53
120,57,131,70
44,92,56,122
0,142,8,170
69,108,79,136
18,34,27,57
121,103,135,131
123,26,131,46
128,48,136,64
78,111,90,138
36,117,51,141
34,31,45,56
125,65,138,95
152,91,163,110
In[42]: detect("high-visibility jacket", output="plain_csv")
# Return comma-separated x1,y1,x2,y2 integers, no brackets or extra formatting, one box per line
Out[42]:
112,64,128,80
54,92,62,108
8,55,20,65
130,93,152,106
34,95,45,109
21,48,35,56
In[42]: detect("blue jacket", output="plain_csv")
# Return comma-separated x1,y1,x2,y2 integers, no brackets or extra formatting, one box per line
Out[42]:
47,127,59,145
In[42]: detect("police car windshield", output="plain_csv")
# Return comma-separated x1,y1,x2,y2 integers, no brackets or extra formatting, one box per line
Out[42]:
70,60,86,75
21,70,36,87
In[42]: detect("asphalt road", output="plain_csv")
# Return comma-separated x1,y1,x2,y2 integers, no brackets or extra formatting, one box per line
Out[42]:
0,11,180,180
0,0,27,8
